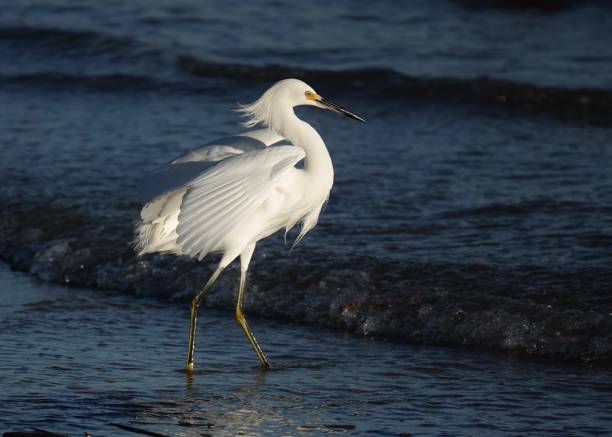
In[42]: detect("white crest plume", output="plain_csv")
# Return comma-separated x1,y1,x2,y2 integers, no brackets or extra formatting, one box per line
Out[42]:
236,79,290,128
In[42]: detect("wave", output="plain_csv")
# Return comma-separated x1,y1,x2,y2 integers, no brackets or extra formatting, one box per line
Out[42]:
177,56,612,126
3,65,611,126
0,25,150,51
2,25,612,125
0,26,104,42
0,202,611,363
0,25,168,76
0,25,138,55
440,200,611,219
455,0,612,12
0,72,167,91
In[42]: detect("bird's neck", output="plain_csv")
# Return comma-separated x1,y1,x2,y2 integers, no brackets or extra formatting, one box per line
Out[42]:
275,107,334,189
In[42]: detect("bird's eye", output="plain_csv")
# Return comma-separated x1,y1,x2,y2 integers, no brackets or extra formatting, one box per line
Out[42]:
305,91,318,100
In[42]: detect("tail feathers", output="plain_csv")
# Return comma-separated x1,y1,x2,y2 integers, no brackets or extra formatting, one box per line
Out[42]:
134,189,185,255
134,221,179,255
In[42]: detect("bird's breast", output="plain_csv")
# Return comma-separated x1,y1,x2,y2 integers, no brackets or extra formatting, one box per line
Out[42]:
257,170,328,223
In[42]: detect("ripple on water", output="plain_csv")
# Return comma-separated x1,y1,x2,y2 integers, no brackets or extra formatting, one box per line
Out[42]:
2,260,612,436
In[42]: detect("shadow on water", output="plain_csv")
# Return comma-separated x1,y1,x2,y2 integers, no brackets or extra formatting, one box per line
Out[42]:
2,265,612,436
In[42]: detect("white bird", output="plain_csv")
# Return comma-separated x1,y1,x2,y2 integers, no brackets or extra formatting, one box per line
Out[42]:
135,78,365,371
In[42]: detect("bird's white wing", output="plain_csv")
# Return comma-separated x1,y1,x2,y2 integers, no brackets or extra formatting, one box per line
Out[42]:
138,129,286,202
176,145,305,260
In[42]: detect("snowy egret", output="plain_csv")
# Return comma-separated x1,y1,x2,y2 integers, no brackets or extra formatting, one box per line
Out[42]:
135,78,364,370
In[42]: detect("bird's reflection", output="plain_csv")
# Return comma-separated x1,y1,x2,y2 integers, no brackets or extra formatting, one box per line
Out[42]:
184,364,268,393
134,365,305,435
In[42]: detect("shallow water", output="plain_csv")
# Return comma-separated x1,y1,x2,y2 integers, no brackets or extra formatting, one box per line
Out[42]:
2,265,612,436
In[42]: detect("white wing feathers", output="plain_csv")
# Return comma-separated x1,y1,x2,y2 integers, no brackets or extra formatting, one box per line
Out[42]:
138,129,286,203
175,146,305,260
136,129,301,259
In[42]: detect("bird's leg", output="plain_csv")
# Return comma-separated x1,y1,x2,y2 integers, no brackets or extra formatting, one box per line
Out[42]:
236,268,271,368
186,266,224,371
236,244,271,369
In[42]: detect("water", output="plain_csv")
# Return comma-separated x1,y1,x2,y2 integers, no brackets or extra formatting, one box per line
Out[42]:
2,265,612,436
1,86,610,267
1,0,611,268
1,1,612,432
2,0,612,88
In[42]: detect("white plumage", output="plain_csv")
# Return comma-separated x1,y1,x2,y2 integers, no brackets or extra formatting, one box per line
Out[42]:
134,78,364,370
135,131,304,259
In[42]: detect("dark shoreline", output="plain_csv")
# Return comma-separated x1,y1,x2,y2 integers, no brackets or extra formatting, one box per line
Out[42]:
2,205,611,365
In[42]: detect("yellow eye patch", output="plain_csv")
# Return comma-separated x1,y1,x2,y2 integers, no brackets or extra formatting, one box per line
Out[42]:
305,91,320,100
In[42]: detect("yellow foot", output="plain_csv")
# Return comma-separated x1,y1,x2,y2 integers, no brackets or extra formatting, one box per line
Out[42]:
185,362,194,372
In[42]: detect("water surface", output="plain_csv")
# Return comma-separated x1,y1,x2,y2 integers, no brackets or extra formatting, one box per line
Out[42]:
1,2,612,430
2,266,612,436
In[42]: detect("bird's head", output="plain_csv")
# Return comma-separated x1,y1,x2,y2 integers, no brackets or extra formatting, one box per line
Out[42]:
237,78,365,128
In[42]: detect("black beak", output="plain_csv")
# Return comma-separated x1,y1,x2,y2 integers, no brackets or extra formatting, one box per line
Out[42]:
318,97,366,123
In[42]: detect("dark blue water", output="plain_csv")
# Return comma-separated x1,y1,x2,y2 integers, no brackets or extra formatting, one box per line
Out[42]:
2,265,612,436
2,0,612,87
1,0,611,268
1,1,612,433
